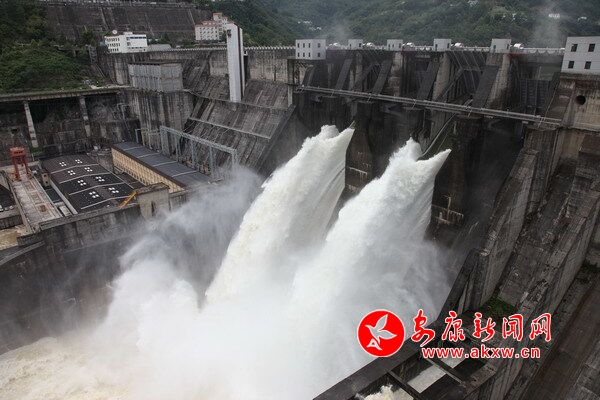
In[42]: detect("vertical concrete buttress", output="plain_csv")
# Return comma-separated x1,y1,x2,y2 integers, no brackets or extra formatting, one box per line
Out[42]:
431,53,451,101
486,53,511,109
78,95,92,138
431,54,453,141
22,101,38,148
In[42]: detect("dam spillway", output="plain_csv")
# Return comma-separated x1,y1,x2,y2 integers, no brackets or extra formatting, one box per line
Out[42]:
0,9,600,399
0,127,451,400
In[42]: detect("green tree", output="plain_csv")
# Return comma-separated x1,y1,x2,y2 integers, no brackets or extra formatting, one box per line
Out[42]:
0,45,83,92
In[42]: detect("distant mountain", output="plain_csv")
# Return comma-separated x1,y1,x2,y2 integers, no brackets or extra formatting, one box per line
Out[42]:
261,0,600,47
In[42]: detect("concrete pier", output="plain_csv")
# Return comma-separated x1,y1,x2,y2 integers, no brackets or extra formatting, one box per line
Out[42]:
22,101,38,148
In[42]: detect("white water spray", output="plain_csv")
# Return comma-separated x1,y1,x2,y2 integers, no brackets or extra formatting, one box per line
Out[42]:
0,127,451,400
207,125,354,302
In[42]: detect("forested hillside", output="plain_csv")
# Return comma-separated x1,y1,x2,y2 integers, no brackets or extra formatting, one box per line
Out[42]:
0,0,95,92
263,0,600,46
208,0,308,45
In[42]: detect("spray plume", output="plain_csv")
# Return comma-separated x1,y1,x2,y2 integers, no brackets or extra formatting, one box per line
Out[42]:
0,128,451,400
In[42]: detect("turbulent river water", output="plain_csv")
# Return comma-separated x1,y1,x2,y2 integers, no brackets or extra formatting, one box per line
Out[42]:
0,126,451,400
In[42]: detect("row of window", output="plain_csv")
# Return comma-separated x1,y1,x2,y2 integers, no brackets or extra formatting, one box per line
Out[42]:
297,42,322,48
567,60,594,70
570,43,596,52
106,36,146,41
297,52,322,58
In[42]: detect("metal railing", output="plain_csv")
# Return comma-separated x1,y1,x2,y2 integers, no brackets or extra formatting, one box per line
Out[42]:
297,86,563,128
157,126,238,180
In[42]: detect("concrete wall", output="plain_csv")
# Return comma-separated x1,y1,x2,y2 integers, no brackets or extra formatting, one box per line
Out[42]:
44,2,211,42
97,48,227,86
469,149,537,308
0,94,132,163
0,103,29,164
0,205,142,352
128,63,184,92
561,74,600,129
125,89,193,133
0,182,199,353
247,48,294,83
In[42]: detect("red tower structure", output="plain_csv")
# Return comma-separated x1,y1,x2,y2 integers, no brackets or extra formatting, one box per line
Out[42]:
10,147,30,181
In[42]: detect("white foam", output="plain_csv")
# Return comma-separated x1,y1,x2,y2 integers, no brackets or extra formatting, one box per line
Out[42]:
0,132,452,400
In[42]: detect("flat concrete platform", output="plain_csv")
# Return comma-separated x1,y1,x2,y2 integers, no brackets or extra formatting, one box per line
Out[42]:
9,167,62,231
0,86,128,103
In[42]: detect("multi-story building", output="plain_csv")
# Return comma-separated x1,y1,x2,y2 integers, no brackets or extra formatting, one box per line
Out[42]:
104,32,148,54
195,12,230,42
562,36,600,75
295,39,326,60
195,20,222,42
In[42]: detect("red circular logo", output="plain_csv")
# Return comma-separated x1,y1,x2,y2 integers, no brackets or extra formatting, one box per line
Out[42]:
358,309,405,357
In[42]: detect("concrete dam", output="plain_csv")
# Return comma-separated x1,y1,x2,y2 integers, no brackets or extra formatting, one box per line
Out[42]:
0,32,599,400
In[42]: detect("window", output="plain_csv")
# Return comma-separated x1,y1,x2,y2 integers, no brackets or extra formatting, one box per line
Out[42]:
571,43,578,52
317,42,321,48
589,43,596,52
303,43,305,48
317,52,321,57
308,43,311,48
297,43,300,48
493,45,497,51
568,60,575,69
585,61,592,70
297,52,300,57
303,52,305,57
